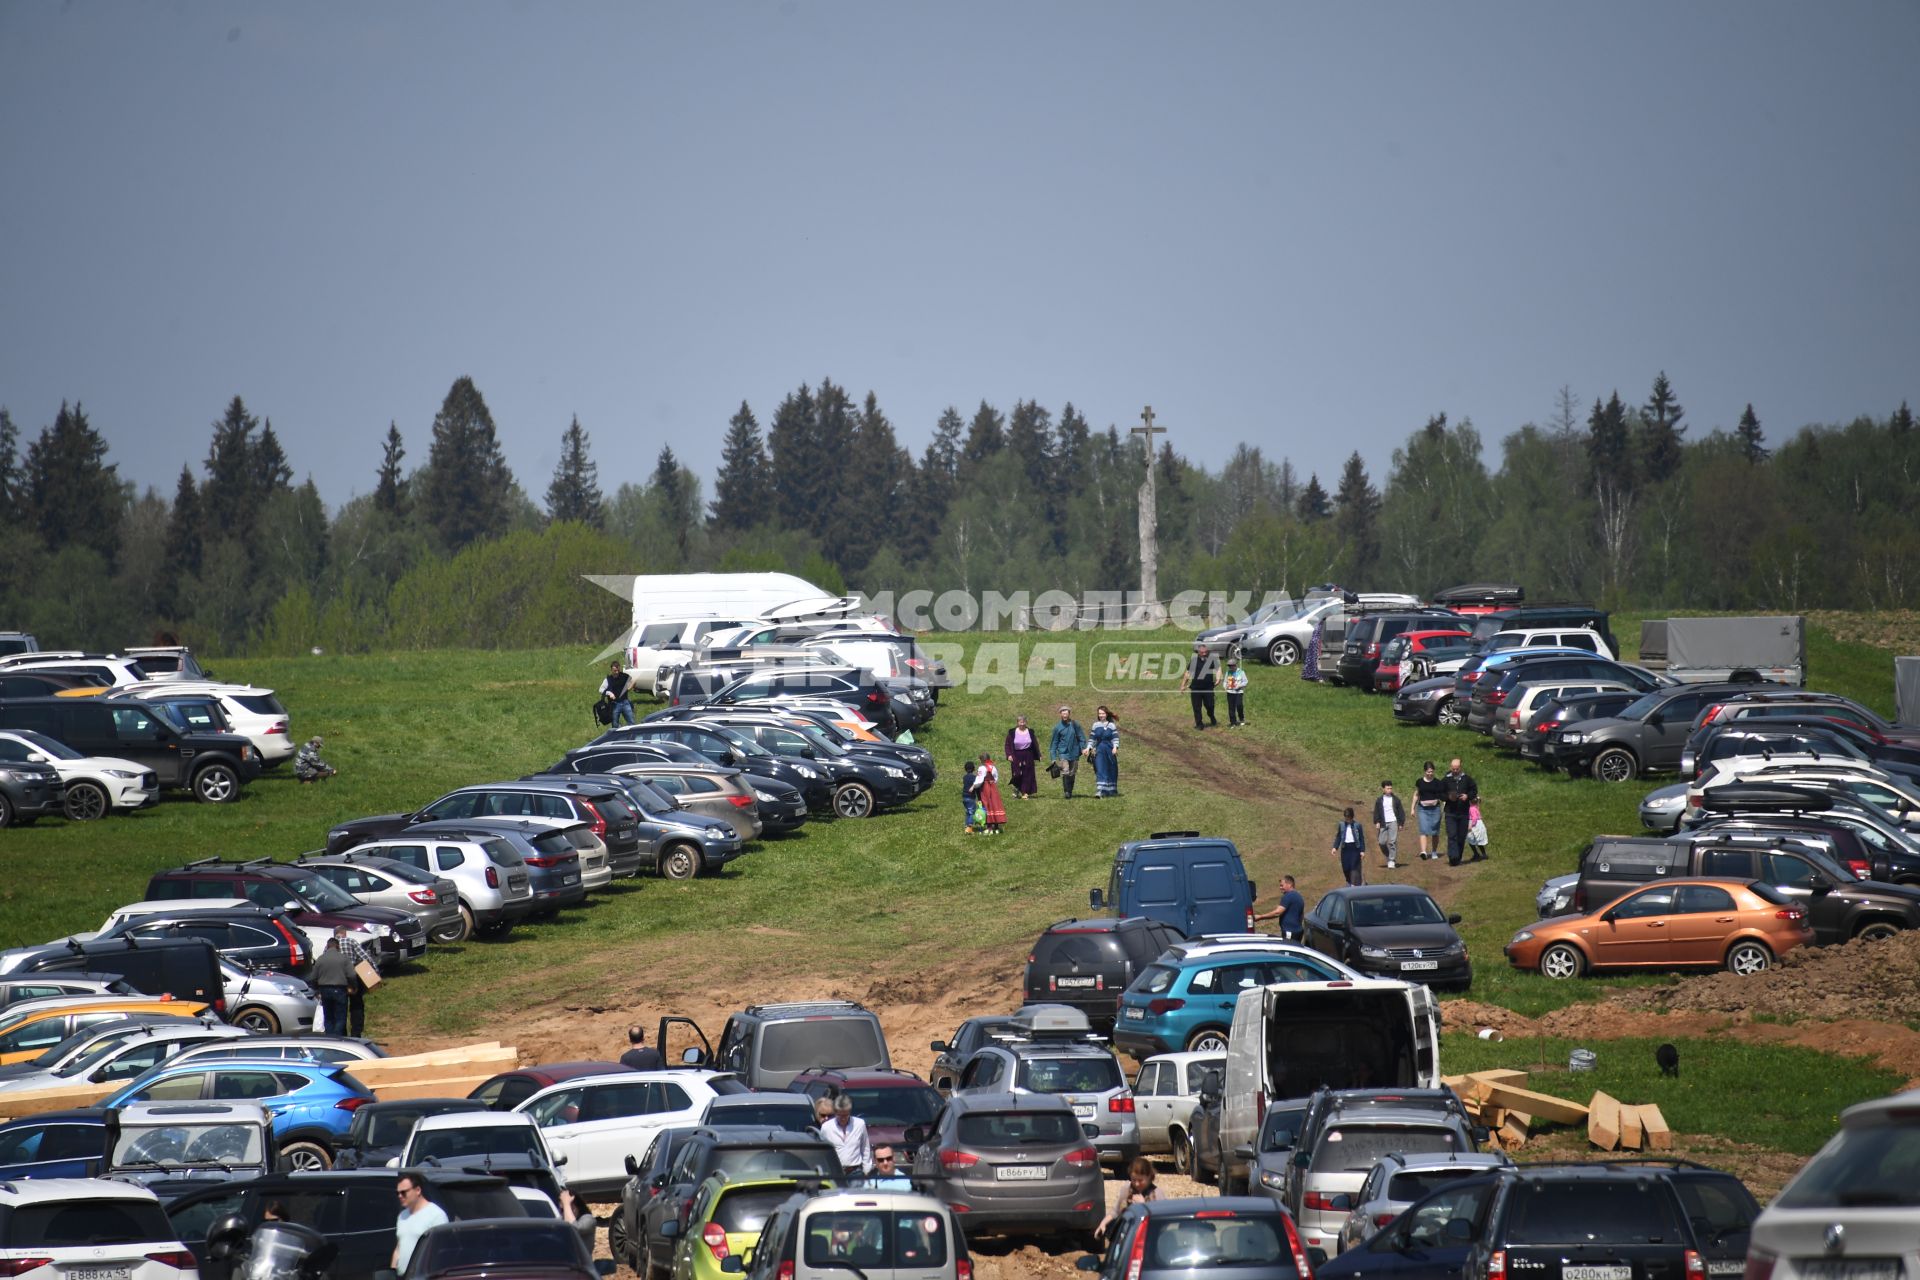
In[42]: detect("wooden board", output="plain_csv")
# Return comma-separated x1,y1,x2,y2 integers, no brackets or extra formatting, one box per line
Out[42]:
1620,1105,1645,1150
1477,1081,1590,1127
370,1074,500,1102
1588,1090,1622,1151
1639,1104,1673,1150
349,1049,518,1087
1500,1113,1530,1148
1467,1069,1530,1088
0,1081,117,1121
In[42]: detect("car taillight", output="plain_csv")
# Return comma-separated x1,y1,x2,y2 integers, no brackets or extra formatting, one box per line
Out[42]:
1510,712,1521,727
408,889,438,904
1744,1249,1776,1280
1366,642,1380,657
335,1096,370,1112
1776,908,1805,922
1303,1191,1342,1210
704,1224,729,1260
272,919,303,968
956,1260,972,1280
1254,1088,1266,1124
1464,671,1482,683
485,866,500,888
939,1150,978,1169
1246,908,1256,931
1284,1212,1313,1280
1488,689,1507,705
266,720,289,736
1847,859,1871,879
1701,704,1726,725
525,856,560,868
1686,1250,1706,1279
1147,998,1185,1014
1374,1212,1397,1226
1488,1250,1507,1280
778,1263,794,1280
0,1260,53,1277
1124,1216,1149,1280
581,800,607,837
866,690,885,703
727,795,755,807
1109,1096,1134,1113
145,1255,197,1272
1064,1146,1099,1168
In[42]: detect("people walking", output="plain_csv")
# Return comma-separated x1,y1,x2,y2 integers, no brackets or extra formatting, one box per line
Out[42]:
1414,761,1444,860
310,938,352,1040
977,754,1007,834
331,926,373,1039
1223,657,1249,726
1254,875,1307,941
600,660,636,728
1179,641,1219,729
1003,716,1041,799
1301,620,1325,681
1442,757,1479,867
1467,801,1490,861
620,1024,664,1071
1373,780,1405,870
1089,706,1120,797
821,1095,872,1177
1333,807,1368,886
1049,706,1087,798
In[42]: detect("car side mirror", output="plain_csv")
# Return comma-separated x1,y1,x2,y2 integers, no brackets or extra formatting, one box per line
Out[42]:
1448,914,1463,925
625,1155,640,1176
1472,1125,1490,1145
903,1126,926,1146
929,1041,947,1053
682,1047,705,1065
650,1173,667,1188
1233,1144,1255,1161
595,1262,618,1277
661,1222,681,1240
720,1260,745,1275
1076,1258,1103,1271
1089,888,1105,911
1293,1151,1311,1168
26,751,46,763
551,1154,567,1166
1600,910,1618,924
1648,713,1664,728
1444,1218,1474,1243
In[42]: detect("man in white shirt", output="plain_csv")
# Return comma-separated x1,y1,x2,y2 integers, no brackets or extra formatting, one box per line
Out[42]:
820,1094,871,1177
393,1174,450,1273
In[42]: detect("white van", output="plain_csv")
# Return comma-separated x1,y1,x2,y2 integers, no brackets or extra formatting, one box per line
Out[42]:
626,616,761,694
1217,979,1440,1193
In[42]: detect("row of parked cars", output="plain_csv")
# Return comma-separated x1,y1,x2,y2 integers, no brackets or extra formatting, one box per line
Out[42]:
0,643,294,822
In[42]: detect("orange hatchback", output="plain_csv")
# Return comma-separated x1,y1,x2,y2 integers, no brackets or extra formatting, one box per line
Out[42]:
1505,878,1812,980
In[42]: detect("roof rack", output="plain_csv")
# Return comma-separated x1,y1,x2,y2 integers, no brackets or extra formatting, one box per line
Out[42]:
185,856,225,868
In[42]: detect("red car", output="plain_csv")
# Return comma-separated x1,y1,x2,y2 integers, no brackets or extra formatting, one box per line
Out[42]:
467,1060,632,1110
787,1067,943,1160
1373,629,1474,692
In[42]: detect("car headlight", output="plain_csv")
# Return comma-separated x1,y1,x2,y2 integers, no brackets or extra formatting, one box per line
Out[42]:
1560,732,1587,745
1511,930,1534,944
1359,945,1390,959
754,791,778,803
1443,941,1467,955
1419,687,1447,700
794,765,821,780
1645,793,1682,809
105,768,141,779
1259,1170,1287,1191
702,829,726,841
882,767,908,779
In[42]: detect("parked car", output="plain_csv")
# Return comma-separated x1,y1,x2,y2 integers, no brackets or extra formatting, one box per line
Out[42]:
116,681,295,767
470,1061,634,1109
1391,674,1465,727
0,695,259,803
0,937,226,1010
1285,1099,1483,1258
1130,1051,1223,1174
670,716,912,818
515,1069,746,1197
402,818,585,916
1338,612,1466,690
592,723,834,813
104,1099,271,1204
0,745,64,828
709,664,900,735
0,1110,108,1179
674,1001,890,1092
401,1217,597,1280
1301,886,1471,991
1488,679,1637,750
743,1184,971,1280
1506,878,1813,978
1243,594,1423,669
1481,626,1616,660
1748,1089,1918,1280
632,1126,842,1280
143,858,426,969
1079,1195,1312,1280
0,1019,245,1095
0,1177,195,1280
1312,1171,1509,1280
1683,784,1920,883
1466,655,1646,734
928,1014,1022,1095
1024,917,1188,1032
785,1068,941,1160
332,1097,491,1169
1373,632,1475,694
0,632,39,657
101,1057,375,1169
293,853,466,944
954,1028,1138,1166
1455,1161,1705,1280
398,1110,565,1203
1692,688,1920,748
344,832,538,936
326,778,643,869
0,973,129,1012
1550,681,1775,782
0,728,157,820
166,1035,383,1069
906,1091,1103,1245
0,997,214,1065
1113,945,1352,1058
95,902,315,978
1091,832,1257,938
118,646,212,681
573,762,762,841
1464,605,1616,654
1518,690,1640,766
0,652,152,686
667,1173,805,1280
699,1092,817,1133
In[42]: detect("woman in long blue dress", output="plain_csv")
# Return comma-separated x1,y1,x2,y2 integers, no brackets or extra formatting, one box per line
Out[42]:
1089,705,1120,797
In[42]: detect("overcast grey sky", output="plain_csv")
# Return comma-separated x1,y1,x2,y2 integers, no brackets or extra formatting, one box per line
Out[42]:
3,1,1915,508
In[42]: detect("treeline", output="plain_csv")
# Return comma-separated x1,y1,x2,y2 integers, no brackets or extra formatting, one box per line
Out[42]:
0,373,1915,656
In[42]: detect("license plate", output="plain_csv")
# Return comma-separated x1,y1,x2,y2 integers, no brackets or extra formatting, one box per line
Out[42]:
1708,1265,1744,1278
1800,1264,1904,1280
1401,960,1440,971
1054,976,1097,989
1564,1267,1631,1280
1123,1008,1145,1021
70,1269,132,1280
995,1164,1047,1181
1072,1104,1096,1118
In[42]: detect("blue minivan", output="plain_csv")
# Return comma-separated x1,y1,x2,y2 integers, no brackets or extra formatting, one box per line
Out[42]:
1090,832,1256,937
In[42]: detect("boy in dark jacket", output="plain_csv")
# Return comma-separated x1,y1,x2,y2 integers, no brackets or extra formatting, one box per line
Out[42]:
1372,780,1406,870
1333,807,1367,886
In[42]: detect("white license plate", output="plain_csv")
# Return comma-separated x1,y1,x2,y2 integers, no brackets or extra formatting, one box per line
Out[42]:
1401,960,1440,971
1054,976,1098,989
70,1269,132,1280
1708,1265,1744,1278
1072,1104,1096,1118
1123,1008,1145,1021
1800,1264,1904,1280
1564,1267,1631,1280
995,1164,1047,1181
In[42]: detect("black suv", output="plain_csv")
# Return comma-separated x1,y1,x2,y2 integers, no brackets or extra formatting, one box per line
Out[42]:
145,857,428,968
1467,605,1616,654
325,778,644,865
1549,682,1766,783
1680,718,1920,783
629,1126,840,1280
1690,689,1920,748
709,664,900,733
677,717,915,818
1520,690,1639,765
1023,916,1186,1031
1338,611,1464,690
0,747,64,827
1685,784,1920,883
99,904,313,976
0,696,259,803
592,723,835,811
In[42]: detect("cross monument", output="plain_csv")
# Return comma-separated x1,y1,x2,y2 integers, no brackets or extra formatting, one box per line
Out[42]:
1130,406,1167,614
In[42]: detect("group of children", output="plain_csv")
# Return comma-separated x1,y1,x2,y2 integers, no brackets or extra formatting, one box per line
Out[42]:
960,755,1008,834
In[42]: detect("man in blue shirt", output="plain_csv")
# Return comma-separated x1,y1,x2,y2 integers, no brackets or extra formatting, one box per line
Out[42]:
393,1174,450,1272
1049,706,1087,799
1255,875,1307,941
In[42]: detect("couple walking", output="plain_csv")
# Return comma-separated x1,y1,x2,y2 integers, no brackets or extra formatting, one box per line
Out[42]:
1031,706,1120,799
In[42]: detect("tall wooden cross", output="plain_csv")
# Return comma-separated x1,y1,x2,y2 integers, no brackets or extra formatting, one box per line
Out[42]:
1130,406,1166,612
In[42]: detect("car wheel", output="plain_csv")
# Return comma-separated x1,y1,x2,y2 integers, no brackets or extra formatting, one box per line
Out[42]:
1171,1131,1193,1176
0,793,13,829
1725,940,1772,975
63,781,110,821
233,1004,281,1034
192,762,240,803
431,907,471,944
1539,942,1586,980
279,1139,331,1171
1592,748,1638,784
660,843,699,881
1268,638,1300,666
608,1212,633,1269
1438,701,1465,728
832,781,875,819
1185,1028,1229,1054
1855,920,1901,943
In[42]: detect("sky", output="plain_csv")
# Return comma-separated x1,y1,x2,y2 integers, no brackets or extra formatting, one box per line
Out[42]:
3,1,1916,510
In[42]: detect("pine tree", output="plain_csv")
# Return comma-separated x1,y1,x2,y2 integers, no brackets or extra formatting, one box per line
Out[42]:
1333,451,1381,577
23,401,124,562
544,416,604,528
163,465,204,580
710,402,771,531
0,408,18,526
766,382,819,535
1006,400,1053,496
203,395,264,540
1891,401,1912,436
1296,473,1331,521
1638,372,1687,478
419,375,516,550
901,408,965,566
651,446,699,558
1736,404,1768,463
254,419,293,496
811,380,858,542
373,422,408,517
842,392,908,572
962,401,1006,468
1586,393,1634,494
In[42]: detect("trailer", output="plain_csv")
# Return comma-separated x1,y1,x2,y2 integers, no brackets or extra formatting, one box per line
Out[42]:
1664,615,1805,686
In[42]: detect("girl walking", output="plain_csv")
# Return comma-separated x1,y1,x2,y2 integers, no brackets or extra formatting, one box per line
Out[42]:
1467,801,1490,861
978,753,1008,834
1089,706,1121,797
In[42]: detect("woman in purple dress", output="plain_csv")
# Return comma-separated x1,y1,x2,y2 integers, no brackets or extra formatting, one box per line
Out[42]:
1003,715,1041,799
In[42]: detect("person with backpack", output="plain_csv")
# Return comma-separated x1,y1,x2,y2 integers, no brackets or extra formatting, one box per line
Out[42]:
599,660,636,727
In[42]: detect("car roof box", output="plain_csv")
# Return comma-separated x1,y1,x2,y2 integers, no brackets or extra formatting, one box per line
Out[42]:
1008,1004,1092,1036
1697,784,1834,813
1432,583,1525,607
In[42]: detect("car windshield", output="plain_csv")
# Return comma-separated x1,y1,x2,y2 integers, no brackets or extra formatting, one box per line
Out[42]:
410,1125,544,1163
803,1209,949,1270
955,1111,1079,1147
1315,1126,1462,1171
285,875,362,912
711,1146,840,1179
757,1020,885,1073
365,1107,467,1148
114,1121,264,1166
1143,1215,1292,1268
712,1102,817,1129
24,1027,117,1070
1388,1167,1487,1202
1775,1121,1920,1208
481,839,524,867
56,1032,149,1077
713,1187,796,1234
423,1222,580,1271
1349,895,1447,927
1619,691,1665,720
1016,1056,1122,1094
840,1086,941,1128
9,730,82,760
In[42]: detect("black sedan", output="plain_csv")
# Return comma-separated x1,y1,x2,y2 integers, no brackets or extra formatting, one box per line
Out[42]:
1300,885,1471,991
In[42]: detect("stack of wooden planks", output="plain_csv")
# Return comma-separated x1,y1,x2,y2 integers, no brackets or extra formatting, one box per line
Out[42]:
0,1042,519,1121
1585,1090,1673,1152
1441,1069,1674,1154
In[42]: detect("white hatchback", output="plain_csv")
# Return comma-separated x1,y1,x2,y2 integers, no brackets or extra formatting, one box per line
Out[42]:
513,1069,739,1196
0,1177,198,1280
0,729,157,819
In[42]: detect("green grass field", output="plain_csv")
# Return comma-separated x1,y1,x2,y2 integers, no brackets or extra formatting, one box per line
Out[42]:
1,621,1904,1154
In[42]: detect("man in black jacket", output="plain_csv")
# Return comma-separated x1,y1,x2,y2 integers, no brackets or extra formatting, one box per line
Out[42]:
1372,780,1406,870
1441,757,1479,867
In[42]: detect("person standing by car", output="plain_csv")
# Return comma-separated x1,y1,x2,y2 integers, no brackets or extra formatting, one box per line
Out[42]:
1372,780,1405,870
1442,757,1479,867
1050,706,1087,798
332,925,373,1039
620,1024,664,1071
1178,640,1220,729
600,660,636,728
1089,705,1121,798
1003,716,1041,800
1332,807,1368,886
1254,874,1307,941
821,1094,872,1177
393,1173,450,1273
1096,1158,1159,1244
1223,657,1250,726
1414,761,1445,860
310,937,352,1038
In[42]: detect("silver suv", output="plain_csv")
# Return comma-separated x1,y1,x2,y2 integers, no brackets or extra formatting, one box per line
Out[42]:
907,1091,1103,1244
347,834,536,936
294,853,464,943
1337,1150,1513,1253
955,1039,1138,1166
1243,594,1423,667
1288,1103,1480,1258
